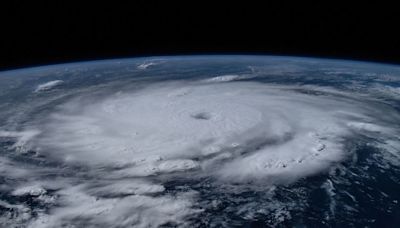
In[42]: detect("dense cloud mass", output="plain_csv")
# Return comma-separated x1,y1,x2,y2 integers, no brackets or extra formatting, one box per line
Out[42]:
32,82,395,182
1,57,400,227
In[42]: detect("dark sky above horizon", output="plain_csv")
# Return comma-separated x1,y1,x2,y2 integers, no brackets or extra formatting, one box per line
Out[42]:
1,2,399,71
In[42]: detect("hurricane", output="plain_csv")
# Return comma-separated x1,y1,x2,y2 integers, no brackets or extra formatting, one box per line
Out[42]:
1,56,400,227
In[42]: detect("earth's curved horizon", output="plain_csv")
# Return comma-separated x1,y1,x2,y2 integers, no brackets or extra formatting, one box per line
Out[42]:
0,55,399,227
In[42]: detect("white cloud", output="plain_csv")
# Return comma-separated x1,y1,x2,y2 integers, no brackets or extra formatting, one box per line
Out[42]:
12,184,47,196
28,186,200,228
0,130,40,153
204,74,244,82
137,62,157,70
34,80,64,92
137,59,165,70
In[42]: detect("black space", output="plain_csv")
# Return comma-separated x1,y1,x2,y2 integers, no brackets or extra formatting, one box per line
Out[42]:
1,2,400,70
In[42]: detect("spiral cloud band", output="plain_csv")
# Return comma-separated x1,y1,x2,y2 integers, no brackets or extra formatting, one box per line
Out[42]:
33,81,383,183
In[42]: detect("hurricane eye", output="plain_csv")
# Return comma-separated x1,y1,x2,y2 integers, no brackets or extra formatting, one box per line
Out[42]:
191,112,212,120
